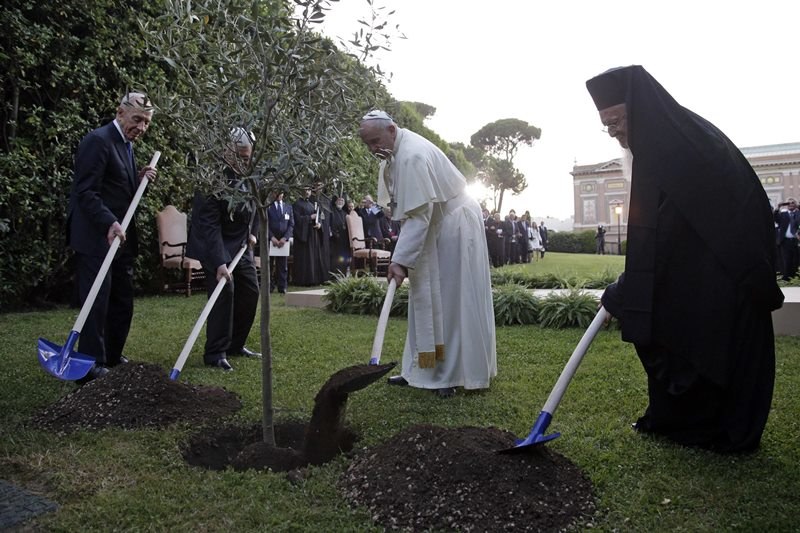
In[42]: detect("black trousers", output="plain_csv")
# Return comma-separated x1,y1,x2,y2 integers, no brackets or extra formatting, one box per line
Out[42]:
203,255,259,363
75,250,135,366
779,238,799,281
270,256,288,291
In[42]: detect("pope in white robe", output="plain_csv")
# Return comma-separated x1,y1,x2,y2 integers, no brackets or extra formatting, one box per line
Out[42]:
359,111,497,397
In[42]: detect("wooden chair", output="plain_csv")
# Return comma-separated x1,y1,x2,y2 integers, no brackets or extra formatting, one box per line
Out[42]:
345,211,391,276
156,205,205,296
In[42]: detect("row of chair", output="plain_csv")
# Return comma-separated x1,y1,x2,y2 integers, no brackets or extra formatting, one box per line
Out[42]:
156,206,394,296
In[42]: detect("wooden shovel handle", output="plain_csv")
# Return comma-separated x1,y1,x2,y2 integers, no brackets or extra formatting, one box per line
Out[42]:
369,279,397,365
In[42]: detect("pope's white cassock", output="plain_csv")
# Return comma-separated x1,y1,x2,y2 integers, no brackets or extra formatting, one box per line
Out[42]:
378,127,497,390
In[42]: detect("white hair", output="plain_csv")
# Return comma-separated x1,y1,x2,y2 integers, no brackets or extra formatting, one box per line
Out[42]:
230,127,254,148
120,92,154,111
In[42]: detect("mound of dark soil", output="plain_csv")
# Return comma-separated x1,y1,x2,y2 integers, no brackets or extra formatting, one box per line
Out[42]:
181,420,357,472
31,363,241,432
340,424,596,532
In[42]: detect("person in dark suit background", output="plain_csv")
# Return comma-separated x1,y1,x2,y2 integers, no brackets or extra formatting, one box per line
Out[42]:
267,187,294,293
329,194,351,274
538,221,548,259
187,128,260,372
503,209,522,264
358,194,385,242
379,206,402,253
774,198,799,281
67,92,157,383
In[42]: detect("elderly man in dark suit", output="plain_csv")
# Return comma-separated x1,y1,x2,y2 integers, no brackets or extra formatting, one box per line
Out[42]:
67,92,157,383
267,187,294,293
187,128,260,371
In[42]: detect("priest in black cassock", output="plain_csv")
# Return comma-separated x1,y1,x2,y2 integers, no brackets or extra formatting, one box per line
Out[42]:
587,65,783,452
292,183,331,285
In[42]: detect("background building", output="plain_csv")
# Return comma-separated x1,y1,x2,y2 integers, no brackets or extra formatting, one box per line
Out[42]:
571,142,800,253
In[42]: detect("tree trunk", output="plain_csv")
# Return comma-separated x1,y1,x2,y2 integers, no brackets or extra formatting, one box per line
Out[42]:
258,206,276,446
496,188,506,214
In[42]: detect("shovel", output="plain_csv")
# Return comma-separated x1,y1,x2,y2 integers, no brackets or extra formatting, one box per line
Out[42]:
323,278,398,396
498,306,609,454
37,151,161,381
169,242,249,380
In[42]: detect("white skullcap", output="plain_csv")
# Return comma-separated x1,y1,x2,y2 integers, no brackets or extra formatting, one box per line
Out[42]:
230,127,255,148
362,110,394,122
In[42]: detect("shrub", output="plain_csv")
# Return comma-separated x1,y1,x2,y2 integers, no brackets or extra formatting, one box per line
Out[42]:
547,230,596,254
323,274,387,315
538,289,599,329
583,267,623,289
323,274,409,317
493,283,540,326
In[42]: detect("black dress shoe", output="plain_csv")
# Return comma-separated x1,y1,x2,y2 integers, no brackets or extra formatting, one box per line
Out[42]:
105,355,130,368
278,289,286,294
387,375,408,386
231,347,261,358
435,387,456,398
75,365,110,385
207,358,234,371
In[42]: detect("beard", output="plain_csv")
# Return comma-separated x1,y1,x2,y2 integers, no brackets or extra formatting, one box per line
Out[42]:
621,147,634,182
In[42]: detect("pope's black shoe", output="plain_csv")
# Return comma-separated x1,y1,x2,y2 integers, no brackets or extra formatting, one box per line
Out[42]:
435,387,456,398
387,375,408,386
207,358,234,371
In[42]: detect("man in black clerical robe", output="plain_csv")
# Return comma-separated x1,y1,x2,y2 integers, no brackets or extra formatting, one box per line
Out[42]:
292,185,331,285
587,65,783,452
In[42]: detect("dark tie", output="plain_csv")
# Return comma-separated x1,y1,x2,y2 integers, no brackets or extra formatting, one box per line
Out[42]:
126,142,134,171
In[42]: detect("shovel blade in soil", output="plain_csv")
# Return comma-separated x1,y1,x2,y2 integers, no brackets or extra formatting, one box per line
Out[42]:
37,333,95,381
497,411,560,454
327,362,397,395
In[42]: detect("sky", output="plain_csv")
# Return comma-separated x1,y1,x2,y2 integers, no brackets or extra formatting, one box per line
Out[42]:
320,0,800,220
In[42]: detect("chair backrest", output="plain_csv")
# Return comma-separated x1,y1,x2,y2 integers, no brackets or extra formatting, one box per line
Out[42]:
345,211,366,252
156,205,188,260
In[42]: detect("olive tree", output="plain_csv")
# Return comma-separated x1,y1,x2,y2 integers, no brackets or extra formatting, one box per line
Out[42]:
142,0,392,445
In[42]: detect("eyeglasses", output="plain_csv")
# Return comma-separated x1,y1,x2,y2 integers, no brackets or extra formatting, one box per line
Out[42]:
601,115,626,136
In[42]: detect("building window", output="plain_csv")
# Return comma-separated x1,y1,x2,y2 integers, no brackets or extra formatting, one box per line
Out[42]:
583,198,596,224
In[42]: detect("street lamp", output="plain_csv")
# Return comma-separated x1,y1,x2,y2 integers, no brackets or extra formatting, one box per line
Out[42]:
614,205,623,255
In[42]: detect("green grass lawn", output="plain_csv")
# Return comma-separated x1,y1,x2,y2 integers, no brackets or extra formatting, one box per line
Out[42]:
2,253,798,531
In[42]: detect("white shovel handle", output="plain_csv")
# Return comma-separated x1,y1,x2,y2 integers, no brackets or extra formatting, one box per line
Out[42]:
72,151,161,334
171,243,248,376
369,279,397,365
541,306,609,416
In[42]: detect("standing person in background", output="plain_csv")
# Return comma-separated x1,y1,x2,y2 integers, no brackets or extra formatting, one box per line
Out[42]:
359,110,496,398
487,212,505,267
67,92,158,383
292,183,331,285
329,195,351,275
587,65,783,452
528,219,542,261
503,209,522,264
774,198,799,281
595,225,607,254
267,187,294,294
380,206,402,253
187,127,261,372
538,221,548,259
518,212,531,263
358,194,386,242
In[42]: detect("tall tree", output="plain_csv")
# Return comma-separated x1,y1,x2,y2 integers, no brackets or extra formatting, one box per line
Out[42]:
470,118,541,212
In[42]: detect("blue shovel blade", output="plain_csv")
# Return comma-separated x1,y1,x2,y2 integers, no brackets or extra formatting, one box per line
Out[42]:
497,411,560,454
37,337,96,381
